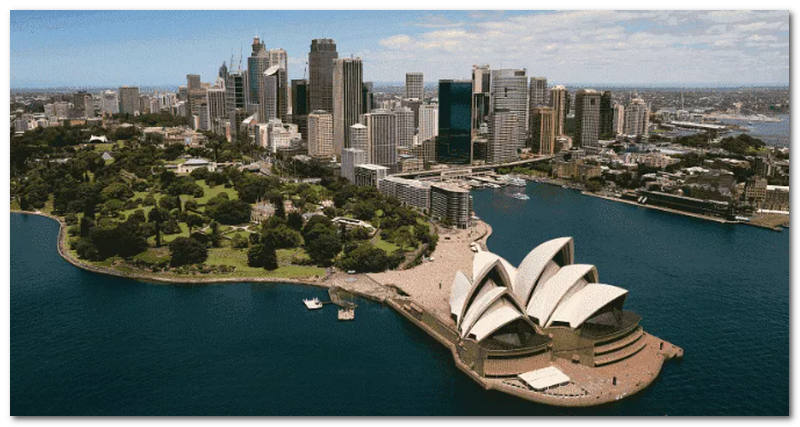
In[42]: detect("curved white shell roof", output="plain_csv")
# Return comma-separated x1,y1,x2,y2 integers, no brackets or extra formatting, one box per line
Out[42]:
459,287,509,337
449,270,472,322
547,283,628,328
512,237,573,304
465,298,526,342
526,264,598,327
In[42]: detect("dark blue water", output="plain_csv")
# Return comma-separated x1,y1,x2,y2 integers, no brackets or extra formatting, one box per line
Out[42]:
11,184,789,415
721,113,790,146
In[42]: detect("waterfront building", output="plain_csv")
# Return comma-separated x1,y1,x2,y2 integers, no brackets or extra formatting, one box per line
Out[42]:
529,106,556,155
308,110,334,158
623,98,650,139
363,109,397,170
405,72,424,100
378,176,431,212
600,91,614,138
308,38,338,113
487,110,525,163
247,37,270,108
765,185,790,211
549,85,567,136
574,89,601,147
341,148,367,183
430,183,471,228
418,103,438,144
395,107,415,149
118,86,140,115
437,79,472,164
332,57,363,156
744,176,768,207
354,163,388,187
471,65,491,134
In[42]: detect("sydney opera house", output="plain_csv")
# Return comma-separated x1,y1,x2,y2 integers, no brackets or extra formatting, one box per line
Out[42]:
440,237,682,405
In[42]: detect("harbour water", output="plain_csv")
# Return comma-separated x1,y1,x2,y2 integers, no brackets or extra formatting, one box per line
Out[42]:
11,183,789,415
720,113,790,146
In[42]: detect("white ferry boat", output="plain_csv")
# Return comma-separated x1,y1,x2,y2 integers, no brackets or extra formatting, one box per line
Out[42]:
303,297,323,310
511,192,530,200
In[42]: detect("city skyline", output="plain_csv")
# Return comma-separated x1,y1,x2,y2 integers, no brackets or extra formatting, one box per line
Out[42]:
11,10,790,89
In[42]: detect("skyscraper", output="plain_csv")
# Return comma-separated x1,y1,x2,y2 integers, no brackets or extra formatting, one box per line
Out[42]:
623,98,650,138
226,70,246,112
549,85,567,136
612,103,625,136
437,80,472,164
418,103,438,144
349,123,369,159
186,74,201,91
574,89,601,147
364,109,397,170
118,86,140,115
488,69,527,162
394,107,415,149
471,65,491,133
405,72,424,99
529,106,555,155
101,90,119,115
341,148,367,183
259,66,280,123
218,61,228,81
291,79,309,137
361,81,374,115
529,77,548,108
247,37,269,108
308,110,334,158
599,90,614,138
268,48,289,120
332,57,363,156
308,38,338,113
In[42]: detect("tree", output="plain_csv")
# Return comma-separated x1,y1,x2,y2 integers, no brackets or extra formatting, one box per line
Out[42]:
287,211,304,231
205,196,251,225
208,220,222,248
337,243,391,273
148,207,169,247
168,237,208,266
305,231,341,266
185,213,205,233
262,224,303,249
248,243,278,270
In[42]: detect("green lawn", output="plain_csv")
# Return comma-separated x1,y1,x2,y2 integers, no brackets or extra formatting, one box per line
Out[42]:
373,235,400,253
205,247,324,278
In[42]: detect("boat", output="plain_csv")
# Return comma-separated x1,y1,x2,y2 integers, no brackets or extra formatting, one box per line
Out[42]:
303,297,323,310
508,177,527,187
337,308,355,321
511,192,530,200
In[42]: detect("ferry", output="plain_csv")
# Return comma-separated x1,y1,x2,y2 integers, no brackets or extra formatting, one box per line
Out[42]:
303,297,323,310
511,192,530,200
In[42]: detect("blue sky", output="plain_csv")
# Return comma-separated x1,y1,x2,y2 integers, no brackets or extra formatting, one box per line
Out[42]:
10,10,790,88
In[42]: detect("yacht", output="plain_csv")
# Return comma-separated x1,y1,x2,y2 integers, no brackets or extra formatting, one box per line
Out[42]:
303,297,323,310
510,192,530,200
508,177,527,187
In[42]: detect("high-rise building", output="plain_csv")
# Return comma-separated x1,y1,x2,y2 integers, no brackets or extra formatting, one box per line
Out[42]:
471,65,491,133
101,90,119,115
308,110,334,158
247,37,270,107
354,164,388,188
550,85,567,136
612,103,625,135
208,83,227,124
186,74,201,91
267,48,289,120
341,148,367,183
218,61,228,81
529,106,555,155
623,98,650,138
487,111,525,163
118,86,140,115
430,183,472,229
529,77,548,108
405,72,424,99
225,70,246,112
394,107,415,149
291,79,309,138
361,82,374,115
574,89,601,147
437,80,472,164
332,57,363,156
488,69,527,162
418,103,438,144
349,123,369,160
364,109,397,170
259,66,280,123
599,91,614,138
308,38,338,113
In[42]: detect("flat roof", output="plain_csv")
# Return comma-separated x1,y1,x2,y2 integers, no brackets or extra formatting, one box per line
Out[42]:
518,366,570,391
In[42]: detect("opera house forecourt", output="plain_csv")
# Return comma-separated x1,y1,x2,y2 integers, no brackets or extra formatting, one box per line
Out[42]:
390,236,683,407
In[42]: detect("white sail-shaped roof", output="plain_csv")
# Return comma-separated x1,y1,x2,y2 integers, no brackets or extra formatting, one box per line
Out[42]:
459,287,509,337
464,298,526,342
512,237,574,305
449,271,473,322
547,284,628,328
526,264,598,326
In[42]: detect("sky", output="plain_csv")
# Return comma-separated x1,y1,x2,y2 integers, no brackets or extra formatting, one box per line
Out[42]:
10,10,790,88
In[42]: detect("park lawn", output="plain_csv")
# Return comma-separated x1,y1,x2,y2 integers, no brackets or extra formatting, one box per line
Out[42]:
373,235,400,254
205,247,324,278
132,247,170,266
91,142,115,153
146,222,190,245
182,179,239,207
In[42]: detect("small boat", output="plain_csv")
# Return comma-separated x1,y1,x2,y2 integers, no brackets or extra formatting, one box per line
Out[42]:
511,192,530,200
338,308,355,321
303,298,323,310
508,177,527,187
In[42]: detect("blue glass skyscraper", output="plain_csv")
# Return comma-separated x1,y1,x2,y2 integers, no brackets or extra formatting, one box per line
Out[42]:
436,80,472,164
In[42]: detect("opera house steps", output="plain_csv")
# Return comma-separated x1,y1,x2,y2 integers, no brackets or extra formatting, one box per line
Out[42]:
594,326,644,356
593,335,648,367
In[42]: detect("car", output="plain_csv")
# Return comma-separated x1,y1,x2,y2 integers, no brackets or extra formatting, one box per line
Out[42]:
347,270,356,274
